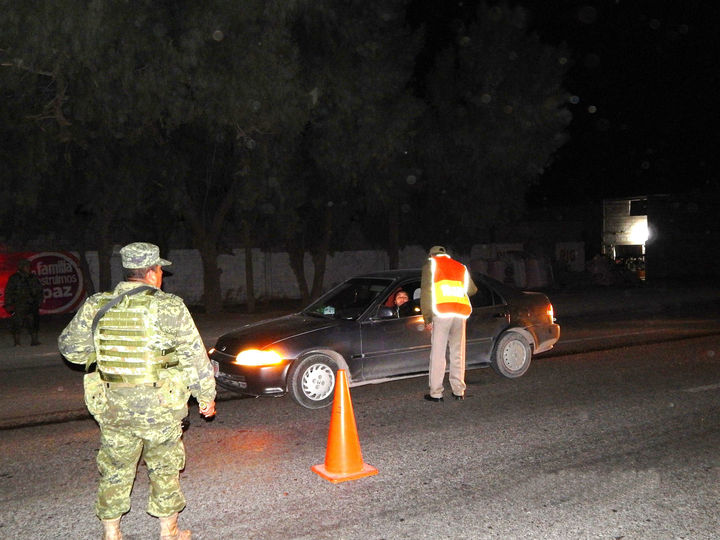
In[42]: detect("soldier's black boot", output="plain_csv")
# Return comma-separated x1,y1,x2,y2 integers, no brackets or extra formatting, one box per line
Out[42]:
30,332,40,346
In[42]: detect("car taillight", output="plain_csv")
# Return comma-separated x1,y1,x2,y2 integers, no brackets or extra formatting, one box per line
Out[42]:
547,304,554,321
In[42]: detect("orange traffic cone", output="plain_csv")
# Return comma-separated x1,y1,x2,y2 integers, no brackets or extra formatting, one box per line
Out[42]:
312,369,378,483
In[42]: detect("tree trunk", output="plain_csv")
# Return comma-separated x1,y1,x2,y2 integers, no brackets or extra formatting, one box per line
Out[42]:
77,249,96,296
98,217,113,291
287,239,310,305
181,177,238,314
244,245,255,313
387,210,400,269
310,250,326,300
241,223,256,313
98,246,112,291
197,237,222,313
309,205,333,300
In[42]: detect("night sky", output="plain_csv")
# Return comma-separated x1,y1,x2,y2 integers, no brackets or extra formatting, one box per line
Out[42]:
529,1,718,203
411,1,719,205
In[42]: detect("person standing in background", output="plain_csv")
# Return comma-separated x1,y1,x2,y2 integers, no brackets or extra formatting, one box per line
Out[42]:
4,259,43,346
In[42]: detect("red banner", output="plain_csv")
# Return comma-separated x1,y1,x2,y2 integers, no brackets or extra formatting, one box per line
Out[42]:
0,251,86,318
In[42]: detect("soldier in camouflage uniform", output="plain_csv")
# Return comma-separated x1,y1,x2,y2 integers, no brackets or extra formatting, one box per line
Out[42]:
58,242,216,540
4,259,43,346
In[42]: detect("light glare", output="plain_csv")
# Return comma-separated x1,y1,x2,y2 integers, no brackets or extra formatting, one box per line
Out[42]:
235,349,283,366
629,220,649,244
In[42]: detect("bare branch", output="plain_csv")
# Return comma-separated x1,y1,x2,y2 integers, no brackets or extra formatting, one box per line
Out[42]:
0,51,54,77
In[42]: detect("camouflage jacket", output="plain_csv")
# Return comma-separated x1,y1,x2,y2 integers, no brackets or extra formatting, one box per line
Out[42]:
58,281,216,406
4,271,43,310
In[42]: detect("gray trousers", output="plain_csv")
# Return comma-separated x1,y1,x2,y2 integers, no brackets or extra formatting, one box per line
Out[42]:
428,316,467,398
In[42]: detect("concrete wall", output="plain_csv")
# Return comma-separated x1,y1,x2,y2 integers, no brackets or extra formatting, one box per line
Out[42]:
79,242,574,306
81,245,430,305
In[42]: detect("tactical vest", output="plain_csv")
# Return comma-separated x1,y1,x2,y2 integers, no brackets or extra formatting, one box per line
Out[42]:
431,255,472,319
93,290,178,384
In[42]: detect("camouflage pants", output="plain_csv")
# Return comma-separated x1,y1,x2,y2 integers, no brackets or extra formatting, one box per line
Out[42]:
95,420,186,520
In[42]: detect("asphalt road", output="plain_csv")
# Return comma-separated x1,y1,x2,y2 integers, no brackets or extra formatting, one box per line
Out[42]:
1,310,720,539
2,302,719,430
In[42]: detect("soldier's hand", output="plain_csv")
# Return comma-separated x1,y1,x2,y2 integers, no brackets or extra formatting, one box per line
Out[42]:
199,400,216,418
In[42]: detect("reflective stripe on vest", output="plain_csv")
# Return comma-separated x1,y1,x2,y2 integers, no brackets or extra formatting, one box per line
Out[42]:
93,291,178,384
431,255,472,319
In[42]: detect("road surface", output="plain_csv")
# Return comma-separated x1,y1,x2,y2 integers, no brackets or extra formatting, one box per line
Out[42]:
1,308,719,539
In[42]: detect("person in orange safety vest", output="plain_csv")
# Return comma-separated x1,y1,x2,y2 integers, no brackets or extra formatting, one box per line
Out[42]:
420,246,477,402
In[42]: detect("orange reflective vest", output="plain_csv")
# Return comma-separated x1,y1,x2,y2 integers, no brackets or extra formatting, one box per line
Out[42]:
431,255,472,319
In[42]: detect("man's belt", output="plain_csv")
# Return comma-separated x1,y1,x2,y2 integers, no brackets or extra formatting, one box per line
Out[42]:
98,354,180,384
104,380,164,388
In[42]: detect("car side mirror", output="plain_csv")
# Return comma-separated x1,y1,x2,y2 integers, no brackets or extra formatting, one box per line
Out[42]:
375,306,396,319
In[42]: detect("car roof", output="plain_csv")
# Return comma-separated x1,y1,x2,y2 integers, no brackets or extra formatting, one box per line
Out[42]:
350,268,520,299
350,269,421,280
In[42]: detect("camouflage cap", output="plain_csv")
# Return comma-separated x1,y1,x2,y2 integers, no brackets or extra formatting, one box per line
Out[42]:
119,242,172,269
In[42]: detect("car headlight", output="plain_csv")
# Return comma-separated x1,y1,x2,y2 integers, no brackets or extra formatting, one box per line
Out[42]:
234,349,284,366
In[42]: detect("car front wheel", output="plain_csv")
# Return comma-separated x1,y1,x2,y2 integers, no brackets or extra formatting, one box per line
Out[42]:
287,354,337,409
491,332,531,378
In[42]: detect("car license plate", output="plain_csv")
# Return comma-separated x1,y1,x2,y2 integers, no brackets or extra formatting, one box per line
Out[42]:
211,360,219,376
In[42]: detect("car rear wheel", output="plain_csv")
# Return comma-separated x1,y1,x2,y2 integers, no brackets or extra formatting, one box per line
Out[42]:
491,332,531,378
288,354,337,409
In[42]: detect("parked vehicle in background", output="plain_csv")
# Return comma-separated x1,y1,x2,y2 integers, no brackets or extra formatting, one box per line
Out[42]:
209,270,560,408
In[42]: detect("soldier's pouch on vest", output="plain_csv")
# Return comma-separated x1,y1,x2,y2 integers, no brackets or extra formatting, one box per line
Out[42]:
157,369,191,410
83,371,109,416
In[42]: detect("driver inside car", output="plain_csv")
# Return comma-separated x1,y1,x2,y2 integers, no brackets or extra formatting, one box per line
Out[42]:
393,289,421,318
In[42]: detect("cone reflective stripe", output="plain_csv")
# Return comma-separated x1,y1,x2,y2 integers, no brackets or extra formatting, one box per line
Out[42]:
312,369,378,483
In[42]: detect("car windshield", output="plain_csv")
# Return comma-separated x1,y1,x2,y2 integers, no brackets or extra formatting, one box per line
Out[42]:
302,277,393,320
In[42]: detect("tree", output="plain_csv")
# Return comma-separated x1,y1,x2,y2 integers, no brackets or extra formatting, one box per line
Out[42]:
1,1,309,312
0,0,188,284
158,1,308,312
0,35,59,250
230,131,302,311
417,1,572,247
289,0,425,289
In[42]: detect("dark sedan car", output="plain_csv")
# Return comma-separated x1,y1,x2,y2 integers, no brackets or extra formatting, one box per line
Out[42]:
209,269,560,408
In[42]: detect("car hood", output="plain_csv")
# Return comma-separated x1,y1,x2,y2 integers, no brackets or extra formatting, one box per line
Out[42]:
214,313,339,353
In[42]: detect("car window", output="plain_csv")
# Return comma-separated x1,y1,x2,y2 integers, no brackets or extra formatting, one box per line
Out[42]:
471,282,496,307
303,278,392,320
382,280,422,318
398,301,422,318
